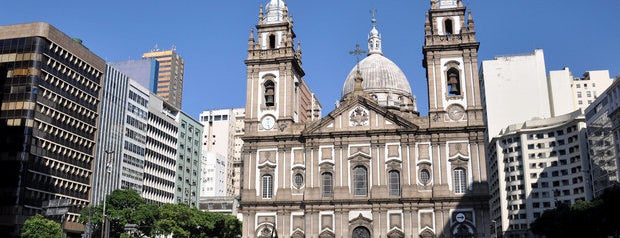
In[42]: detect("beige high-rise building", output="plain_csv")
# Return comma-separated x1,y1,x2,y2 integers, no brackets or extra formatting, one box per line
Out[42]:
142,48,184,108
548,68,613,116
239,1,490,237
199,108,245,197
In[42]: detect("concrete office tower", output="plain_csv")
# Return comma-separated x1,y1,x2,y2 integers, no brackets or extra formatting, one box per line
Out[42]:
487,110,590,237
92,67,149,207
480,49,551,140
199,108,245,197
108,58,159,93
142,48,184,108
143,94,178,204
0,22,104,236
549,68,613,116
175,111,203,207
585,77,620,198
200,152,227,197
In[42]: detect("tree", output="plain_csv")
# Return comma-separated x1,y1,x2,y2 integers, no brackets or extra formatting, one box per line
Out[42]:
79,189,242,237
20,214,63,238
531,185,620,238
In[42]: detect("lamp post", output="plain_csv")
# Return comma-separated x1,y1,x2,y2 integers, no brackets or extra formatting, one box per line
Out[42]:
491,220,498,238
101,150,114,238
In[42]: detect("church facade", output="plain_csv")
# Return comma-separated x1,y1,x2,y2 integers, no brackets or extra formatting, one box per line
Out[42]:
240,0,490,237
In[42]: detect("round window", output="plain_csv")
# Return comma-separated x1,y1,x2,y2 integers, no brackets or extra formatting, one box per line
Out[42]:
294,173,304,188
420,169,431,185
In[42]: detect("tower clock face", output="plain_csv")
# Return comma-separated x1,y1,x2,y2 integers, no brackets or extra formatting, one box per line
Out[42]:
447,104,465,121
261,115,276,130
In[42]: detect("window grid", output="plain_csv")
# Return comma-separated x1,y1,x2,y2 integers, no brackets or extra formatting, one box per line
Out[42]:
262,175,273,199
354,166,368,196
322,173,333,197
454,168,467,194
389,170,400,196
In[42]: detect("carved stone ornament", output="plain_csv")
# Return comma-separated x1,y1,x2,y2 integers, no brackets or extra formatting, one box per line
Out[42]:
350,106,369,126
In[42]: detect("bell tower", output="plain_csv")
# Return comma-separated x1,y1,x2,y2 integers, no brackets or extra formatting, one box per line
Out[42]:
245,0,312,133
423,0,483,127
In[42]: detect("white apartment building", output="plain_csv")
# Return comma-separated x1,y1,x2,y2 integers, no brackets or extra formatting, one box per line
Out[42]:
199,108,245,197
585,76,620,198
480,49,551,140
549,68,613,116
200,152,227,197
143,94,178,204
488,110,590,237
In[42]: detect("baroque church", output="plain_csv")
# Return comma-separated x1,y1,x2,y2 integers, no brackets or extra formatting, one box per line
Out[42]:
240,0,490,237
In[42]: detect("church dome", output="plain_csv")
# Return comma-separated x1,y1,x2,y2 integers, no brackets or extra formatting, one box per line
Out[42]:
342,54,412,97
341,16,417,113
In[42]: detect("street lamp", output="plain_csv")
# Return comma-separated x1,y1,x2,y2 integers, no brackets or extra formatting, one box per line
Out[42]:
101,150,114,238
491,220,498,238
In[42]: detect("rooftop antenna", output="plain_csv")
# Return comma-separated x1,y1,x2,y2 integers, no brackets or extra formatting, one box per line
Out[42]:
151,43,159,52
171,45,177,51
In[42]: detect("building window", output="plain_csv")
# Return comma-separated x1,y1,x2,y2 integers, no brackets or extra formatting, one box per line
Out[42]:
268,34,276,49
453,168,467,194
444,18,454,35
389,170,400,196
420,169,431,185
353,166,368,196
577,92,582,98
447,68,461,96
322,172,333,197
262,175,273,199
264,80,275,107
294,173,304,189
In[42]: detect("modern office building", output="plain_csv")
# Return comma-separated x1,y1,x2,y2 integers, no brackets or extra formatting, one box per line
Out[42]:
92,67,150,208
239,1,490,237
108,59,159,93
199,108,245,197
143,93,178,204
0,22,104,236
549,68,613,116
585,76,620,198
480,49,551,140
142,48,184,109
175,111,203,207
487,110,590,237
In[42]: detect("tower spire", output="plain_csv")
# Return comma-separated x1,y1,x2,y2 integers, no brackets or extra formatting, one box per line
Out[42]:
367,9,382,55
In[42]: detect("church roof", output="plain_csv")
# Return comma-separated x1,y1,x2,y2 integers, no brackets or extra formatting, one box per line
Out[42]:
341,17,413,99
342,54,412,98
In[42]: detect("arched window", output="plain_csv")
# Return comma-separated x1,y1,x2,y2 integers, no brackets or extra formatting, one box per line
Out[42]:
268,34,276,49
352,226,371,238
389,170,400,196
322,172,333,197
262,175,273,198
444,18,454,35
264,80,275,107
447,68,461,96
353,166,368,196
453,168,467,194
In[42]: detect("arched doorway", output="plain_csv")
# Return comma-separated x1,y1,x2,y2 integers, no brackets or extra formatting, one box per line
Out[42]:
352,226,371,238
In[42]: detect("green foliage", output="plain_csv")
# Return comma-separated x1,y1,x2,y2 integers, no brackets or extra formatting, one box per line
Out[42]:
531,185,620,238
79,189,242,237
20,214,63,238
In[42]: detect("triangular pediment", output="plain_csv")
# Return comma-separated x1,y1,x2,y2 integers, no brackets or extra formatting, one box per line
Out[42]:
302,96,419,135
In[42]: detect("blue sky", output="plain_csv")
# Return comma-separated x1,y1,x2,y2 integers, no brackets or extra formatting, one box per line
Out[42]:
2,0,619,118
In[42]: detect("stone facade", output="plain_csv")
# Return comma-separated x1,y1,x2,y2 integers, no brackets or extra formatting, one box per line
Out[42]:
240,1,490,237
